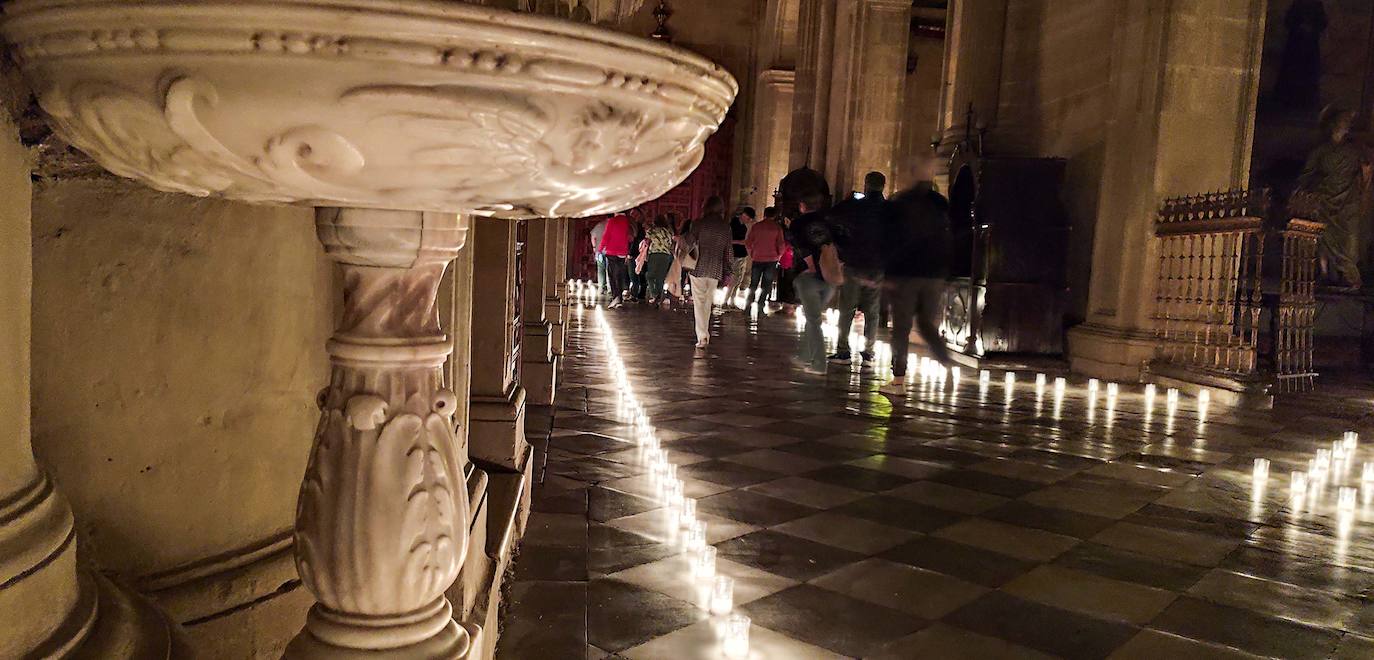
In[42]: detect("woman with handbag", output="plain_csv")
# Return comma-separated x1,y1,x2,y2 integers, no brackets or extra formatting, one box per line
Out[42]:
686,196,734,358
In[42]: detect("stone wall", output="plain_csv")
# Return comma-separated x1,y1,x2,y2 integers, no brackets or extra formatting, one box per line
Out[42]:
996,0,1115,322
29,179,332,655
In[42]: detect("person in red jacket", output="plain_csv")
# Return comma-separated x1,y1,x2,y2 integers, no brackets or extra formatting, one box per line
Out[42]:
743,206,788,315
597,213,633,307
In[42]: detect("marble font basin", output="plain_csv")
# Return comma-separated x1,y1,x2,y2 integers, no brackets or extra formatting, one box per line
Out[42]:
2,0,737,218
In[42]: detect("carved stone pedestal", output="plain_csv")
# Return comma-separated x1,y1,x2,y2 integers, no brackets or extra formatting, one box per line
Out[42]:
287,208,474,659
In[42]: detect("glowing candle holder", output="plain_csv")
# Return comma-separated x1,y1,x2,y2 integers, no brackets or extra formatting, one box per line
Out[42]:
1054,377,1066,393
664,463,678,481
1290,471,1308,498
1034,373,1046,392
979,370,991,385
1166,388,1179,404
679,497,697,527
1004,372,1016,387
1106,382,1119,399
723,613,751,659
710,575,734,614
1087,378,1099,394
1364,462,1374,483
1317,448,1333,469
1345,431,1359,452
951,366,962,383
1333,440,1347,462
686,520,707,553
1252,458,1270,482
693,546,717,579
1340,486,1358,512
1198,389,1210,405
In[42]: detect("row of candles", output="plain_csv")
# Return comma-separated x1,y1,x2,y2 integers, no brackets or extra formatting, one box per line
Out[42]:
592,305,751,659
1252,431,1374,515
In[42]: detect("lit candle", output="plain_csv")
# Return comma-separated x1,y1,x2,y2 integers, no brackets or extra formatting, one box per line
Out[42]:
1317,448,1333,470
693,545,717,579
1340,486,1358,512
1345,431,1359,452
1364,462,1374,483
1004,372,1016,387
1290,471,1308,498
1106,382,1119,398
723,613,751,659
1035,373,1046,393
951,366,962,383
979,370,991,385
1167,388,1179,404
710,575,735,615
1088,378,1099,394
1253,458,1270,481
1198,389,1211,405
1333,440,1347,462
1054,377,1066,393
680,497,697,527
687,520,707,552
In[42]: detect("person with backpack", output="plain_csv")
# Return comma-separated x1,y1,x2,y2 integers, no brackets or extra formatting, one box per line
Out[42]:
880,156,954,394
789,190,841,375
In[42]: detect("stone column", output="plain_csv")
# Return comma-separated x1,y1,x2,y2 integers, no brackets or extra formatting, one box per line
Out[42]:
1067,0,1266,381
750,69,796,212
825,0,913,196
522,219,558,407
0,108,178,659
288,208,474,659
934,0,1007,186
789,0,835,172
468,217,529,472
543,218,570,359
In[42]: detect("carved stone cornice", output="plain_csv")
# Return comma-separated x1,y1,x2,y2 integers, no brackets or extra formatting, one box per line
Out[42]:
1,0,738,218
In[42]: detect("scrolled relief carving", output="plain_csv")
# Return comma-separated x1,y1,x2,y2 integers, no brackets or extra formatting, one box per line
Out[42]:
33,71,713,217
295,387,469,616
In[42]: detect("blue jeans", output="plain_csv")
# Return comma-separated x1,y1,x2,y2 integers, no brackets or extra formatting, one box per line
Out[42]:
794,272,834,371
596,252,609,292
837,267,883,353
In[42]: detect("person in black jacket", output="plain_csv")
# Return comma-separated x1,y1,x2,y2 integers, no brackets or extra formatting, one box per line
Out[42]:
828,171,890,365
881,158,953,393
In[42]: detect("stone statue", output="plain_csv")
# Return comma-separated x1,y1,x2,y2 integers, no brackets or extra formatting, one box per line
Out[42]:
1297,106,1370,288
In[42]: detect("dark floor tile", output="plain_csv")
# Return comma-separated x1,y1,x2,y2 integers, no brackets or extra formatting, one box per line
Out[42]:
512,543,588,581
741,585,926,657
589,486,660,523
833,495,966,532
662,435,755,458
676,459,782,488
1150,596,1341,659
552,432,636,456
531,487,588,514
755,421,844,440
587,578,706,652
926,469,1044,497
944,591,1138,660
774,440,878,462
882,444,985,465
1221,546,1374,598
801,465,913,492
1052,542,1209,592
547,456,641,483
986,500,1116,539
881,536,1036,587
1123,503,1259,540
497,581,587,659
715,530,865,581
696,489,818,526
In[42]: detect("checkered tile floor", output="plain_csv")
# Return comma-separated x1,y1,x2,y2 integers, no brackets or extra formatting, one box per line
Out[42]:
496,302,1374,659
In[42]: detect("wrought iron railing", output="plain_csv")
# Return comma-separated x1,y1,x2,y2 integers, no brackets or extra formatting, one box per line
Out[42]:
1152,189,1321,395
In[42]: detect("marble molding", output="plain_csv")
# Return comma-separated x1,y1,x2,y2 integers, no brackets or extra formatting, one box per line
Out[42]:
1,1,736,657
2,0,735,219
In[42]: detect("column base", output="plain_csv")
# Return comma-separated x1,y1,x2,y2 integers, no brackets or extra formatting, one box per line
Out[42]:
523,321,559,407
1066,322,1157,382
284,602,479,659
470,385,528,472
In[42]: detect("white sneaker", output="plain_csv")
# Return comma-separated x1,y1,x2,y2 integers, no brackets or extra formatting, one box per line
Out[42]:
879,377,905,396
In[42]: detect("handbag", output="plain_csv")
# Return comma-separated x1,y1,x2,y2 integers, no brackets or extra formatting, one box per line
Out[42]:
676,237,699,271
819,243,845,286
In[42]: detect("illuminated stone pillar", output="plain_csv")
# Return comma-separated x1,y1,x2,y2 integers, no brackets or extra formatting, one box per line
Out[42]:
826,0,913,196
543,218,570,359
522,219,558,407
468,217,529,471
933,0,1007,187
750,69,796,211
0,110,179,659
1067,0,1265,381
